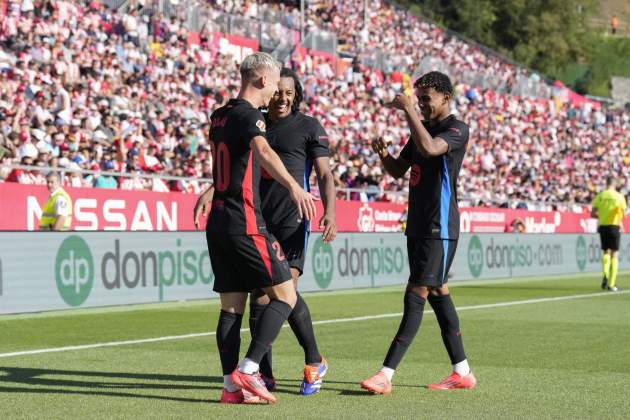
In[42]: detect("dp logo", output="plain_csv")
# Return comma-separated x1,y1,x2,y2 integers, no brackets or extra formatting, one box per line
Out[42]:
312,237,334,289
575,236,587,272
467,235,483,278
55,235,94,307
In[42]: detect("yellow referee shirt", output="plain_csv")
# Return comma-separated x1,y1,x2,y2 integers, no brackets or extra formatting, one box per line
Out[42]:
592,188,627,226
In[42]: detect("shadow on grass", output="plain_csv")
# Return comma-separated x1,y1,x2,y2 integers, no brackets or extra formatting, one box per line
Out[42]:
0,366,223,403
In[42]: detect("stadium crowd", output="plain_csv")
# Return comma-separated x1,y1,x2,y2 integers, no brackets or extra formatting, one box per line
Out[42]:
0,0,628,209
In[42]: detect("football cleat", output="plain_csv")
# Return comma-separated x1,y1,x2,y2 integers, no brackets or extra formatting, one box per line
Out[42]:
230,369,277,404
219,388,263,404
601,277,608,290
300,357,328,395
427,371,477,390
607,286,619,292
360,371,392,395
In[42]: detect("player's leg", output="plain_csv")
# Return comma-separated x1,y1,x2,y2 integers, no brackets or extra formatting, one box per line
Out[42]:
248,289,275,390
217,292,249,403
207,231,257,403
231,233,295,403
277,225,327,394
608,227,621,291
361,237,434,395
609,251,619,290
289,270,328,395
427,240,476,390
600,227,612,289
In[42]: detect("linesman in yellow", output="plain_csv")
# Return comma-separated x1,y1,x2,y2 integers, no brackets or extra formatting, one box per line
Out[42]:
591,177,627,291
39,172,73,231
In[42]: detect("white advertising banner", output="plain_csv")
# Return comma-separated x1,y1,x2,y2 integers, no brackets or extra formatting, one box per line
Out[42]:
0,232,628,314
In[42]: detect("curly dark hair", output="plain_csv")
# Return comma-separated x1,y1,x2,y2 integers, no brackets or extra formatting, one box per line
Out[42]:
414,71,453,96
280,67,303,113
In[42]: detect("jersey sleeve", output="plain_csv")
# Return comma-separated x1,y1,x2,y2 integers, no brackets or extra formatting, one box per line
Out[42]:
54,195,70,217
306,118,330,159
241,108,267,144
399,137,413,163
592,193,601,209
437,123,469,154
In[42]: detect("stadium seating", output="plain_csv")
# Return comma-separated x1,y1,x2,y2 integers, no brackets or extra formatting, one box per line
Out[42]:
0,0,628,210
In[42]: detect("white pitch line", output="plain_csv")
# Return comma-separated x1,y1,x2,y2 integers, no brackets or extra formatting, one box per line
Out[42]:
1,290,627,359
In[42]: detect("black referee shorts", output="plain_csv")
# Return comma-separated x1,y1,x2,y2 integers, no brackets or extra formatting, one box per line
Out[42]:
269,222,310,276
407,236,458,287
598,225,621,251
206,230,292,293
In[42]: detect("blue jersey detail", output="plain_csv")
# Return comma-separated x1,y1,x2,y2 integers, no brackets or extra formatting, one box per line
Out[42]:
441,239,449,284
303,158,313,251
440,156,452,239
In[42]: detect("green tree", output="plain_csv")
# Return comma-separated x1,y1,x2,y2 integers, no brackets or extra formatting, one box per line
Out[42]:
414,0,598,77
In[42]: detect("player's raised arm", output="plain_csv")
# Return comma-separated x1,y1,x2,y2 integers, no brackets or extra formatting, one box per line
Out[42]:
251,136,317,221
371,137,411,179
388,94,449,157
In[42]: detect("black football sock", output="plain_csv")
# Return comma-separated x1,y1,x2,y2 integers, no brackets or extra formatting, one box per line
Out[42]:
428,294,467,364
249,302,274,378
216,310,243,376
288,293,321,365
383,292,426,369
246,299,293,363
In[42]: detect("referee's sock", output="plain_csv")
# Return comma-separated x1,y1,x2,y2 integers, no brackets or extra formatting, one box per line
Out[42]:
216,310,243,380
288,293,322,365
602,253,612,281
609,255,619,288
383,291,426,371
428,294,469,374
248,302,274,378
243,299,293,369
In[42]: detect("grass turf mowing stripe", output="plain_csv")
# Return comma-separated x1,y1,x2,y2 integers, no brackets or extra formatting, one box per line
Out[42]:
1,289,627,359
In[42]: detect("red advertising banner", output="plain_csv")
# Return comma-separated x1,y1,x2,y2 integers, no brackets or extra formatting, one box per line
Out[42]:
1,183,628,233
211,32,259,63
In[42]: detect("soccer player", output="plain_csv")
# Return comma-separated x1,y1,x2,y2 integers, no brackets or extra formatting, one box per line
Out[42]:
591,177,627,291
360,71,476,394
250,67,336,395
203,52,317,404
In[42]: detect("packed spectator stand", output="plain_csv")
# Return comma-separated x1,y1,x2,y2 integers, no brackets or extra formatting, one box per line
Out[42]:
0,0,628,212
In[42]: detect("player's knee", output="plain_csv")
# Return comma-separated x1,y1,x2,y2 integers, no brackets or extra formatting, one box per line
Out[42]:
266,282,297,308
406,284,429,298
251,289,270,305
429,285,450,296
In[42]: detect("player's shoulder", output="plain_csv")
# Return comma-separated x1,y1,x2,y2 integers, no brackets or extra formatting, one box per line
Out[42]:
299,112,327,135
445,117,469,136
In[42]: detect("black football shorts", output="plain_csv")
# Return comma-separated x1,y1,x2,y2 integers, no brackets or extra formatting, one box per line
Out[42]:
407,237,458,287
598,225,621,251
207,230,292,293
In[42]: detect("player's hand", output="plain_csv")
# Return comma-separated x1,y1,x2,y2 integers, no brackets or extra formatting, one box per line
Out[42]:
386,93,414,111
319,212,337,243
371,137,389,159
290,185,318,221
193,196,211,230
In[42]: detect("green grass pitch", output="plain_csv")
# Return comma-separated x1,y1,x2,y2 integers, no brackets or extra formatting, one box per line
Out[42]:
1,272,629,419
